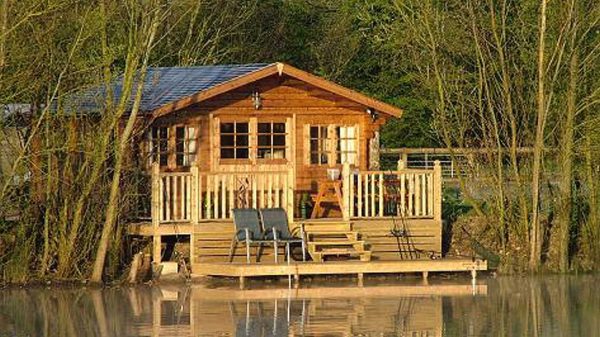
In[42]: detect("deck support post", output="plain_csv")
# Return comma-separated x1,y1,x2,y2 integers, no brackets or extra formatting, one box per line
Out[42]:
239,276,245,290
471,269,477,280
357,273,364,287
422,271,429,280
152,235,161,264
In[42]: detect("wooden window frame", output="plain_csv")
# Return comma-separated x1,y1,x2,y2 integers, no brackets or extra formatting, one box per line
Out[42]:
309,125,329,165
148,126,169,167
175,126,198,167
308,124,358,166
219,121,250,161
335,125,358,165
257,120,287,163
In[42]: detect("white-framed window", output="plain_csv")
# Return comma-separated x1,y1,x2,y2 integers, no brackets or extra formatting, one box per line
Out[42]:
309,124,358,165
336,126,357,165
176,126,198,166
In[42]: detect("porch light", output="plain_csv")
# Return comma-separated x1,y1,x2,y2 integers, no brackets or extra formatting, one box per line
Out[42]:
366,108,378,122
252,90,262,110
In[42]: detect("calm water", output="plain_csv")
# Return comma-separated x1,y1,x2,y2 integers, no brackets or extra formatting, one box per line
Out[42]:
0,275,598,337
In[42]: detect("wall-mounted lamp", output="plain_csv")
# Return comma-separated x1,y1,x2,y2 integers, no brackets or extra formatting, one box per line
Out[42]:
252,90,262,110
366,108,378,122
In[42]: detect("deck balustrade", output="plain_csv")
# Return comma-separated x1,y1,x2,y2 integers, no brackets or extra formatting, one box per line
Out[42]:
151,164,294,225
149,160,442,226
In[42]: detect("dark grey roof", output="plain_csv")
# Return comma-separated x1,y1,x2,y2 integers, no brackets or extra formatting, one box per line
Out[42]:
65,63,273,114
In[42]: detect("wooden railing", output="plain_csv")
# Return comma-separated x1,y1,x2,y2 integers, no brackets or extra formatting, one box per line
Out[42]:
150,164,294,225
341,160,442,221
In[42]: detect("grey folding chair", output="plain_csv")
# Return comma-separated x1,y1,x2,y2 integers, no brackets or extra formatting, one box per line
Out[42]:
229,208,278,263
259,208,306,262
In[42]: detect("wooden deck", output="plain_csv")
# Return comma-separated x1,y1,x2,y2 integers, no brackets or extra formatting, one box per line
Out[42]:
193,258,487,279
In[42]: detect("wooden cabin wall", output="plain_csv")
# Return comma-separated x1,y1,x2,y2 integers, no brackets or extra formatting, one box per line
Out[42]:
146,74,389,216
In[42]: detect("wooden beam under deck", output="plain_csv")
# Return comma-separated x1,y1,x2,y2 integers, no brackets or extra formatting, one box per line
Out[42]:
193,258,487,278
128,222,193,236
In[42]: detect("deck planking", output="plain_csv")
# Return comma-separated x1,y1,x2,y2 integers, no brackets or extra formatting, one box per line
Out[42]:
193,258,487,278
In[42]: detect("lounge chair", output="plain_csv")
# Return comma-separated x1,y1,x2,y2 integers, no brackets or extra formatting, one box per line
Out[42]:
229,208,278,263
259,208,306,262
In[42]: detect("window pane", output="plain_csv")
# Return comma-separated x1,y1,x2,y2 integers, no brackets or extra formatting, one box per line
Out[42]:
236,122,248,133
176,127,185,140
221,123,234,133
159,139,168,153
257,123,271,133
272,149,285,159
160,153,168,166
221,135,234,146
236,148,249,158
221,148,234,159
258,135,270,146
257,148,270,159
273,123,285,133
176,153,184,166
310,139,319,151
310,126,318,138
236,135,248,146
273,135,286,146
310,153,319,164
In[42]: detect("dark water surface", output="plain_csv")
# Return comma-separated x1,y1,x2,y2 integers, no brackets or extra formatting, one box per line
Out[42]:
0,274,598,336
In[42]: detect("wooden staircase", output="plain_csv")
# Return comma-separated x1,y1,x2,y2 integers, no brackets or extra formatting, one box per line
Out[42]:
302,220,372,262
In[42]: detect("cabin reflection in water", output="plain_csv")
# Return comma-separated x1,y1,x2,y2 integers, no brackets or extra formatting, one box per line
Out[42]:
127,283,486,337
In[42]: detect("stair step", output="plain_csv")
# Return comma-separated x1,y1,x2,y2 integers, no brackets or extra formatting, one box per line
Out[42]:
307,232,359,240
308,240,364,246
316,248,358,255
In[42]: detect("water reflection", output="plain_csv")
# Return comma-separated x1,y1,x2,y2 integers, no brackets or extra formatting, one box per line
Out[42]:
0,275,598,336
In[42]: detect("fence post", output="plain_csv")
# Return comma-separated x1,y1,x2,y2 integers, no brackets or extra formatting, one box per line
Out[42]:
150,163,161,264
342,161,351,221
433,160,442,222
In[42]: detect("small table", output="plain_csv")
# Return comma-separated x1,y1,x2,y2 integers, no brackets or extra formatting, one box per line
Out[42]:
311,180,344,219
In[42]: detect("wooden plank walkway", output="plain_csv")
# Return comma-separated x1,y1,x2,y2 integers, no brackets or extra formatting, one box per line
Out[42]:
193,258,487,278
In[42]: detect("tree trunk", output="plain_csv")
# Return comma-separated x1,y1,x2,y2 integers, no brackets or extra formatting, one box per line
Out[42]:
90,7,159,283
529,0,548,271
557,4,578,272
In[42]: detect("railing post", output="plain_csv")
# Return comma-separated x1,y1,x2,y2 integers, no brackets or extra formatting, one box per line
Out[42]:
286,165,294,224
151,163,160,228
433,160,442,222
342,161,351,221
190,165,199,224
397,159,406,216
150,163,161,264
189,166,198,266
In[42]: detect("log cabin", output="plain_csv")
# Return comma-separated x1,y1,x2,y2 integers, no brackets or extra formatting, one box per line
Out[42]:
117,62,485,280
